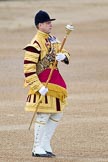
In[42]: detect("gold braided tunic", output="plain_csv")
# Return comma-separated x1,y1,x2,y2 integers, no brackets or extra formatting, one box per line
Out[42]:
24,30,70,113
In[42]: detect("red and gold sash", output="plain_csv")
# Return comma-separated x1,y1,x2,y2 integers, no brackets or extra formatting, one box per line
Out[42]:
38,68,67,101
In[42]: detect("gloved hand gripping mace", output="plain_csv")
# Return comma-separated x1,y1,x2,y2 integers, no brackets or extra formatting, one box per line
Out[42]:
28,24,74,130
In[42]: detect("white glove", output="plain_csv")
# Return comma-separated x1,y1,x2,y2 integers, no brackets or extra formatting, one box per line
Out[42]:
39,86,48,96
56,53,66,62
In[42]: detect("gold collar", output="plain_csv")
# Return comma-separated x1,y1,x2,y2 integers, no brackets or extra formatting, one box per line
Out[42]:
36,30,49,39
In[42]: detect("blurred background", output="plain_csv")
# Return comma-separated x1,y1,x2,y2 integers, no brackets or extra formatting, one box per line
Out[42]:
0,1,108,162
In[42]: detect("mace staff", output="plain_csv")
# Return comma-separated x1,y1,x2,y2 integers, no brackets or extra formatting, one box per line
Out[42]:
28,24,74,130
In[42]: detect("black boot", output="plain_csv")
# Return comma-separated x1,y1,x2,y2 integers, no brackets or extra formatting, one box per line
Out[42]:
46,151,56,157
32,152,52,158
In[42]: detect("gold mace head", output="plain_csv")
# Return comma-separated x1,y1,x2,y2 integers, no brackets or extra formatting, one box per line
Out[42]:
65,24,74,35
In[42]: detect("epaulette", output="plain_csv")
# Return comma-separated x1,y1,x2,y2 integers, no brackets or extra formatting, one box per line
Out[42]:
23,41,41,54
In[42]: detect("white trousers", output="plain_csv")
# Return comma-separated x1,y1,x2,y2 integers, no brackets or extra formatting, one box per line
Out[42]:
32,112,63,154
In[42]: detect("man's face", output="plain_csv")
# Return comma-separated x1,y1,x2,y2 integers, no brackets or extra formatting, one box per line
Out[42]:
38,21,52,34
